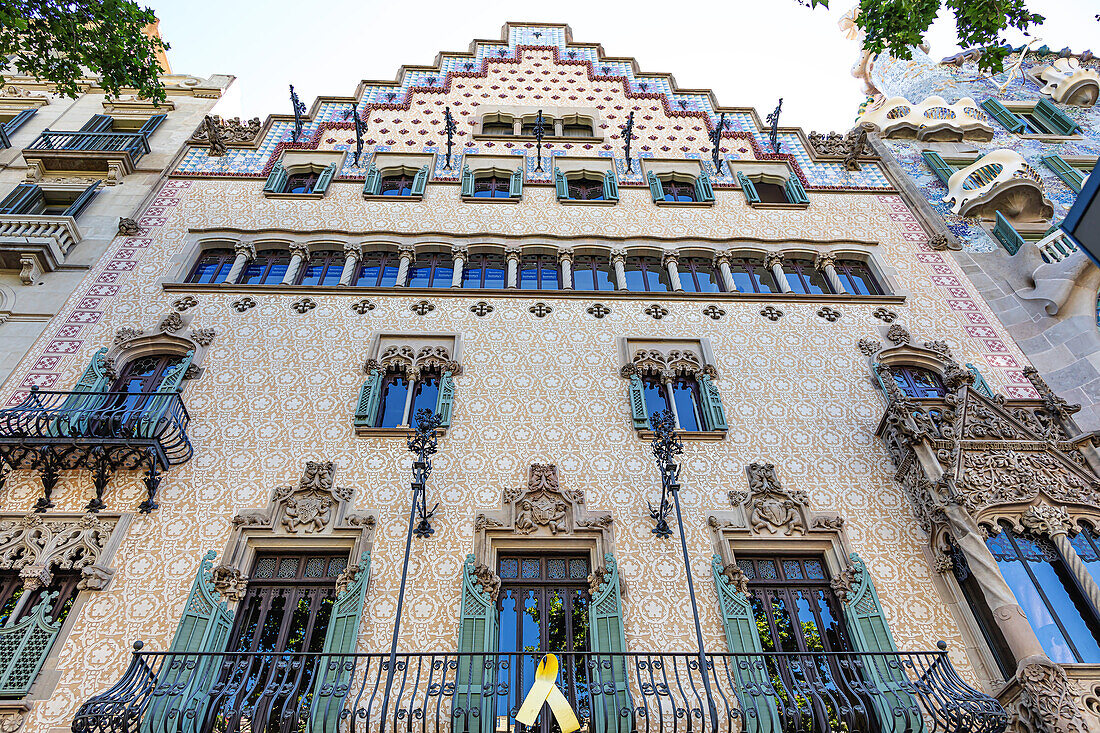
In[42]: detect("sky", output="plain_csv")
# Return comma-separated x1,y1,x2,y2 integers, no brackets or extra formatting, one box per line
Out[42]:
148,0,1098,132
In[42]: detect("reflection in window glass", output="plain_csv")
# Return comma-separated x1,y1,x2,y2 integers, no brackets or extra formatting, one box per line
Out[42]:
407,254,452,288
241,250,290,285
187,248,235,284
624,257,669,292
411,371,440,419
376,372,409,428
670,376,703,431
784,259,832,295
572,255,615,291
356,252,401,287
566,177,605,201
728,258,776,293
519,255,559,290
641,374,670,420
836,260,884,295
297,250,344,286
463,253,508,289
679,257,722,293
891,367,946,399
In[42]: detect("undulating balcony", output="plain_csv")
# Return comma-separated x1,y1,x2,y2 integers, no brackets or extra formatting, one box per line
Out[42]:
859,95,995,142
72,647,1006,733
943,150,1053,222
21,130,150,181
0,388,192,512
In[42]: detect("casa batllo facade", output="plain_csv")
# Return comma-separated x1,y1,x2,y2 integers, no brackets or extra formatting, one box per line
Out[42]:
0,21,1098,733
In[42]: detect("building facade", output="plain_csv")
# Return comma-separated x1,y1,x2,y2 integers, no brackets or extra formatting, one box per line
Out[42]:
0,42,232,386
0,22,1098,733
849,32,1100,427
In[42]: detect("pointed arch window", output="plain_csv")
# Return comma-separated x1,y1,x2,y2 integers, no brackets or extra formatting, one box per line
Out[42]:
890,367,946,399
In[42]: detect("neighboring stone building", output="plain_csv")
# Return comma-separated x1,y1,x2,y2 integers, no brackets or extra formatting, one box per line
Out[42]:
0,22,1098,733
0,41,232,386
848,30,1100,427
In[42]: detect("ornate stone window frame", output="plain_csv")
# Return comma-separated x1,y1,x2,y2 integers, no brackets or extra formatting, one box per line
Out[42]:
108,310,216,382
264,150,345,200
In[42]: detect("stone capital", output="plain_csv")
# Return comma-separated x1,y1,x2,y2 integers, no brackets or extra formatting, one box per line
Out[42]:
713,252,731,267
557,247,574,263
1019,503,1075,538
288,244,310,261
763,252,784,269
610,249,627,264
234,241,257,260
662,252,679,266
450,243,469,256
397,243,417,258
342,242,362,257
814,252,837,270
505,246,521,261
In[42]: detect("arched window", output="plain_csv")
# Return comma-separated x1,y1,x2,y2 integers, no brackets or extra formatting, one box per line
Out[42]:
407,253,452,288
240,249,290,285
660,177,698,203
624,257,670,292
572,255,615,291
669,375,704,431
380,172,415,197
522,117,553,137
561,116,593,138
641,372,671,418
891,367,946,398
1070,524,1100,590
410,368,441,419
375,368,410,428
679,257,723,293
463,253,507,288
356,251,401,287
482,114,514,136
187,248,235,284
784,258,833,295
728,257,777,293
519,254,560,290
284,171,319,195
473,175,512,198
835,259,884,295
107,354,187,432
567,177,606,201
111,355,185,394
754,181,791,204
297,250,344,286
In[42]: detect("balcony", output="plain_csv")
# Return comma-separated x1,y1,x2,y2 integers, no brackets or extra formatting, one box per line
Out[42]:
72,647,1006,733
943,150,1053,222
22,130,150,181
859,95,995,142
0,214,82,282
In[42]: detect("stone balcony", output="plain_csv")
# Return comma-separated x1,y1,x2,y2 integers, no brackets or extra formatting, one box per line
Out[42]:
944,149,1054,221
1035,57,1100,107
859,95,995,142
21,130,150,184
0,214,82,284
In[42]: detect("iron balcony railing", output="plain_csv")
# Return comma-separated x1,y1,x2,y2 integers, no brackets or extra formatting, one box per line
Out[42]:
25,130,150,161
72,646,1007,733
0,388,193,468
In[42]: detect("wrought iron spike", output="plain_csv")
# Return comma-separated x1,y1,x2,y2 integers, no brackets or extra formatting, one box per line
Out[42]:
289,85,306,142
766,98,783,153
708,113,726,172
534,109,545,172
344,104,367,166
443,107,457,170
621,111,636,173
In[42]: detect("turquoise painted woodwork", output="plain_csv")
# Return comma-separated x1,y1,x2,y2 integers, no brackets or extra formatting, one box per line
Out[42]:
353,369,383,428
310,552,371,732
313,163,337,195
784,175,809,204
363,165,381,195
697,374,727,431
737,172,760,204
992,211,1025,255
1034,98,1080,135
647,171,664,202
436,371,455,427
921,151,954,185
509,166,524,197
263,162,288,193
554,168,568,199
694,170,715,202
628,374,649,430
456,554,497,732
54,347,111,437
0,591,61,696
588,554,631,733
981,99,1027,134
602,169,619,201
461,165,474,196
1042,154,1086,192
966,364,994,398
137,350,193,439
411,164,430,196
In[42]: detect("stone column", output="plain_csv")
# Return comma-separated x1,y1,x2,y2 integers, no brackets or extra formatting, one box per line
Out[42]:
765,253,790,293
815,252,843,294
610,249,628,290
663,375,682,430
401,368,418,427
450,244,468,288
663,253,683,292
395,244,415,287
714,253,736,292
1021,504,1100,616
558,248,574,290
339,243,362,286
11,567,51,621
282,244,310,285
505,247,521,288
224,242,256,284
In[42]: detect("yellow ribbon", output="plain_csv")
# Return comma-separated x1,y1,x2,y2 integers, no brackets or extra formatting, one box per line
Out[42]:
515,653,580,733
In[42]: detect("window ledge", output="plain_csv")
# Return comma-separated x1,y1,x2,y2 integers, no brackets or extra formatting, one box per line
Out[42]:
748,202,810,210
1016,133,1082,142
638,429,726,442
558,198,618,206
654,200,714,208
363,194,424,202
472,134,605,144
263,191,325,200
355,426,447,438
461,195,521,204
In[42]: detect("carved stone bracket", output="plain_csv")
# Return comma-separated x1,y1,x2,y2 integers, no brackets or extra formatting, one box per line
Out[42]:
1014,657,1090,733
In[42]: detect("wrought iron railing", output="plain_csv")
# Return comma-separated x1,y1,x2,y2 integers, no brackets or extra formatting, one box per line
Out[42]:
0,388,192,468
25,130,150,161
72,646,1007,733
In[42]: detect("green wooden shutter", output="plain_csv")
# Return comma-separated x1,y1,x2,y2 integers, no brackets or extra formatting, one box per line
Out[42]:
311,552,370,733
263,162,288,193
1042,154,1086,192
80,114,114,133
353,369,383,428
647,171,665,202
411,164,429,196
554,168,568,199
1033,98,1080,136
966,364,994,398
461,165,474,197
54,347,111,437
509,166,524,197
63,181,100,218
312,163,337,195
0,591,61,696
980,100,1027,133
602,169,619,201
992,211,1025,255
137,114,167,138
363,165,381,196
784,175,809,204
0,183,43,215
737,172,760,204
921,151,955,185
694,170,715,203
628,374,649,430
697,374,727,431
137,351,193,439
435,370,455,428
456,554,497,733
588,554,631,733
711,556,779,733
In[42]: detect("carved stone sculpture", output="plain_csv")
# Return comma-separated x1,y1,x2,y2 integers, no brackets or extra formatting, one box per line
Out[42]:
211,565,248,602
117,217,141,236
477,464,613,542
742,462,810,535
0,513,119,590
1015,659,1089,733
187,115,262,148
232,461,374,536
807,127,873,170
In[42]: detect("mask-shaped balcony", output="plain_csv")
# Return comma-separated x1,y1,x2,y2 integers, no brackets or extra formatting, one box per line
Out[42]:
943,150,1054,221
1035,58,1100,107
859,95,995,142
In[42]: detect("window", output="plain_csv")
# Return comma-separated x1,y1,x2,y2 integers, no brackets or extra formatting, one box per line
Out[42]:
284,172,319,194
890,367,946,399
519,254,560,290
630,363,723,433
187,248,235,284
473,175,511,198
463,253,508,289
381,173,415,197
0,569,79,628
949,539,1016,679
835,259,883,295
374,367,442,428
623,257,670,292
678,257,723,293
0,108,37,149
561,116,594,138
571,255,615,291
363,164,429,197
521,116,553,137
756,181,789,203
240,249,290,285
461,166,523,200
356,251,402,287
355,343,459,431
669,376,704,432
567,177,606,201
556,169,618,203
728,257,777,293
662,178,697,202
482,114,514,136
647,172,715,205
263,162,336,196
0,181,99,219
1069,525,1100,591
783,258,833,295
0,567,80,697
297,249,345,286
737,172,809,206
986,524,1100,664
407,253,453,288
641,372,672,417
1041,154,1094,193
981,99,1081,137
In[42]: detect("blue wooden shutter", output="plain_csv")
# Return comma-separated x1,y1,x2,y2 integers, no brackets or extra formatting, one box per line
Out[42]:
353,369,383,428
628,374,649,430
363,165,381,195
588,554,631,733
460,165,474,197
311,552,370,732
554,168,568,199
137,350,193,439
1033,98,1080,136
63,181,100,218
694,170,715,203
263,162,288,193
980,99,1027,133
55,347,111,436
737,172,760,204
313,163,337,195
697,374,727,431
1041,154,1086,192
0,126,8,149
992,211,1025,255
0,183,43,215
138,114,167,138
509,166,524,197
920,151,955,185
0,591,61,696
411,164,429,196
784,175,809,204
647,172,664,202
711,556,779,732
602,169,619,201
80,114,114,133
2,108,36,146
966,364,994,398
435,370,455,428
455,554,497,733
